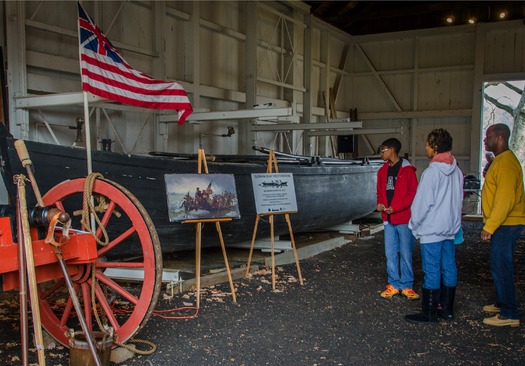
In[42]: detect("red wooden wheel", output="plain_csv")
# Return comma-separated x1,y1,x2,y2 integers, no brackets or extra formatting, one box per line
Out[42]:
40,177,162,346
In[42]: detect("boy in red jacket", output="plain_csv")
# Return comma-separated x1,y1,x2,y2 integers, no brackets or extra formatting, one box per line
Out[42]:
377,138,419,300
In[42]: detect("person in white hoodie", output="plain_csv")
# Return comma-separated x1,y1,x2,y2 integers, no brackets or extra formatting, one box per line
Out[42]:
405,128,463,323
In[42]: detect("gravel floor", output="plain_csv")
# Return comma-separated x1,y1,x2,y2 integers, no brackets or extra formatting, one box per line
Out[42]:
1,220,525,365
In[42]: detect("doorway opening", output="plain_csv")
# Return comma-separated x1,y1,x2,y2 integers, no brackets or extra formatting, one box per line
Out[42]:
481,80,525,178
464,80,525,215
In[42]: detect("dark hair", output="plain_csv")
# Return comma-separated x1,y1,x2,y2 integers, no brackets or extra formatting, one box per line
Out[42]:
490,123,510,141
381,138,401,154
426,128,453,153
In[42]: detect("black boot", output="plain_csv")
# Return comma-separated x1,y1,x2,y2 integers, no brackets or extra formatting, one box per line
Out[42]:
405,288,440,323
438,286,456,320
437,283,446,314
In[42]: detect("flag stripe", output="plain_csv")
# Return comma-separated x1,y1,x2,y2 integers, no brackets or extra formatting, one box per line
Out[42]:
81,52,188,91
78,3,192,125
82,63,189,98
81,75,192,105
82,83,192,109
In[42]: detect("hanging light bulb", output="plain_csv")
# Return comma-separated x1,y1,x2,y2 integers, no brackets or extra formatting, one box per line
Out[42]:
498,11,507,19
468,17,476,24
446,15,454,24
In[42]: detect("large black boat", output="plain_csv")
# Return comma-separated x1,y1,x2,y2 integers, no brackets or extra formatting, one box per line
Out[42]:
0,123,381,255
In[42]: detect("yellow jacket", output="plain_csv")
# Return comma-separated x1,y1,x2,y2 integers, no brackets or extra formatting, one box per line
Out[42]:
482,149,525,233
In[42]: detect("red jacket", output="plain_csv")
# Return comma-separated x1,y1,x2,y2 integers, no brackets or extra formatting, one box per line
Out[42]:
376,159,418,224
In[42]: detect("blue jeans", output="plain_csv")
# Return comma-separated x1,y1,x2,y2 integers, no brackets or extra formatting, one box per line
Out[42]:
384,223,415,290
490,225,524,319
420,240,457,290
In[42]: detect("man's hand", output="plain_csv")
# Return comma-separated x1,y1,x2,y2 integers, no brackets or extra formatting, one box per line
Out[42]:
377,203,386,212
481,229,492,241
384,206,394,214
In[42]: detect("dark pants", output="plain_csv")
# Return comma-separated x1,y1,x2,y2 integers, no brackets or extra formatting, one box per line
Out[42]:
490,225,524,319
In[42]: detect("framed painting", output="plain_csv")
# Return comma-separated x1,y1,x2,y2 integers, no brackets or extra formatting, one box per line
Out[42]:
164,174,241,222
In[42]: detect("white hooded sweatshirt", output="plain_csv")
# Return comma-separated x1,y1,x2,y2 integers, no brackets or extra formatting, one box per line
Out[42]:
409,159,463,244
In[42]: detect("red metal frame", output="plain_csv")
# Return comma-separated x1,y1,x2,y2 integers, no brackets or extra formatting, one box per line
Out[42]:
0,217,97,292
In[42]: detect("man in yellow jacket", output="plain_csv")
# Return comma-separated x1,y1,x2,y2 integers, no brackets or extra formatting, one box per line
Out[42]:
481,123,525,327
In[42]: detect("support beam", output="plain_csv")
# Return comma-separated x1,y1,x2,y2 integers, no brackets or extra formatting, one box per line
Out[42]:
6,1,29,139
302,12,314,155
251,121,362,132
243,1,258,154
470,26,486,177
160,107,293,122
355,43,402,112
305,127,403,137
16,92,105,108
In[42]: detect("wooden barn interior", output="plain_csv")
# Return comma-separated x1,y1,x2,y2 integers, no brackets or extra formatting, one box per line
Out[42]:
2,1,524,182
1,2,525,362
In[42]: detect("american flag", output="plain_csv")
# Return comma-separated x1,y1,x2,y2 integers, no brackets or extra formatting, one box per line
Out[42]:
78,3,192,125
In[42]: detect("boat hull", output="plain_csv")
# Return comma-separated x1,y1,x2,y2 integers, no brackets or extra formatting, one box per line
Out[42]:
1,137,380,254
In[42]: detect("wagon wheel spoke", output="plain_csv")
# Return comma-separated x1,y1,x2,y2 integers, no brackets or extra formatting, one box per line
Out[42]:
60,297,75,327
97,261,145,269
93,280,121,333
53,199,66,213
81,282,94,331
98,226,136,257
39,278,66,299
95,198,117,240
96,271,139,305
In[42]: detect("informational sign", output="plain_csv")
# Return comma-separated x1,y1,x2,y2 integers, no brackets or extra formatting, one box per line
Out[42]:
164,174,240,222
251,173,298,214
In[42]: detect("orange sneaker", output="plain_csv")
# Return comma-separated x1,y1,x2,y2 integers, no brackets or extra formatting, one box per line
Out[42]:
381,284,399,298
401,288,420,300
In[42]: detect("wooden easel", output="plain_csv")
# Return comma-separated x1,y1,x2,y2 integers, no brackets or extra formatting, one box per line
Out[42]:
182,148,237,308
245,150,304,290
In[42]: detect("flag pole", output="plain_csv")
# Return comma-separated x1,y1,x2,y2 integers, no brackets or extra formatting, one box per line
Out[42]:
78,2,93,175
78,4,95,236
83,91,93,174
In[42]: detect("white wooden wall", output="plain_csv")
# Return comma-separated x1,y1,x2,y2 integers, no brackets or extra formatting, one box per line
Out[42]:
2,1,525,178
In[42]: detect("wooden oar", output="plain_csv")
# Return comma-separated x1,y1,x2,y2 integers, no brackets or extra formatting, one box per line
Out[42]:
16,193,29,366
15,176,46,365
14,140,44,207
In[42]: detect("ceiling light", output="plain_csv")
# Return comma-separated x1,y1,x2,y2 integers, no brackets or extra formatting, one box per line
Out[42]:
468,17,476,24
446,16,454,24
499,11,507,19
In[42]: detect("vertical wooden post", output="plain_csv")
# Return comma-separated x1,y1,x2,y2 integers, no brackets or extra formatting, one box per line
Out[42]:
285,213,303,284
195,222,202,308
270,214,276,290
245,214,260,276
216,222,237,303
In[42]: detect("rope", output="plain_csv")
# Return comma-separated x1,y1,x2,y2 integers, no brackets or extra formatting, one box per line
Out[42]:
114,338,157,355
80,172,109,246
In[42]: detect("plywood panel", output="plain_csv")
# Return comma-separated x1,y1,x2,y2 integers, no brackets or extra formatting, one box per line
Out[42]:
485,28,525,74
419,33,475,68
417,70,473,110
358,39,415,72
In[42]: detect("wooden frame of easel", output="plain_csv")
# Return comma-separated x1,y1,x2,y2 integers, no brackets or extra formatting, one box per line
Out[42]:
182,148,237,308
245,150,304,290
